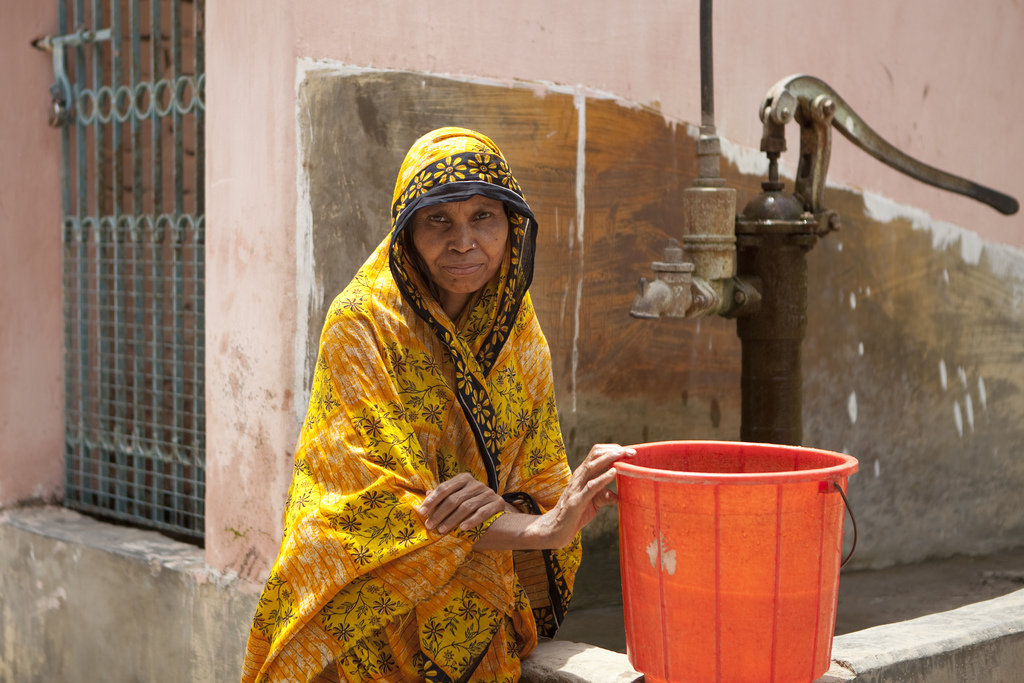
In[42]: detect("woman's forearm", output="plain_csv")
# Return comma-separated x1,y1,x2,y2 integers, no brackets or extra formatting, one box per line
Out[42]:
472,510,563,551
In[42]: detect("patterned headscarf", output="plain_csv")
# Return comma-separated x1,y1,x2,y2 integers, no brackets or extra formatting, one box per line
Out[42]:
387,128,539,491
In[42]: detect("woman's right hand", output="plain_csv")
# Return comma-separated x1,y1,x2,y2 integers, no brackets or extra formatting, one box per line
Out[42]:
417,472,511,534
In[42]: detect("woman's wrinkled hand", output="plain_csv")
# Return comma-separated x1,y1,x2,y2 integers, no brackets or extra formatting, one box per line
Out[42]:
416,472,509,534
541,443,635,549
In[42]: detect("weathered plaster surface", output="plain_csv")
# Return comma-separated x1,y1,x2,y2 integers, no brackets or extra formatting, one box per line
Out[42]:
827,588,1024,683
2,0,1019,584
804,189,1024,568
204,1,302,578
293,67,1024,593
1,1,1020,675
2,507,1021,682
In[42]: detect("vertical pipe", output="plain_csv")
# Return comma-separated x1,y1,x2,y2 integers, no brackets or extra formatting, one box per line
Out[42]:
699,0,715,131
171,0,185,522
150,0,166,523
736,235,808,445
130,0,145,516
111,0,129,514
695,0,723,184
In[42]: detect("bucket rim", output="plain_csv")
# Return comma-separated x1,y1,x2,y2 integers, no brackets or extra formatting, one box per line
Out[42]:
613,439,859,485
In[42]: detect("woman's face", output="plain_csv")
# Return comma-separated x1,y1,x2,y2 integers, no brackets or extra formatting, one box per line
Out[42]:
409,195,509,319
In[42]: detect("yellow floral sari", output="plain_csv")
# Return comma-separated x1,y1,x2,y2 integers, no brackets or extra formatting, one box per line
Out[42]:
241,128,580,683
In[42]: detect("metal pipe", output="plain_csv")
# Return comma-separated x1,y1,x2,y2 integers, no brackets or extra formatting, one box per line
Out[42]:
694,0,724,184
700,0,715,131
736,235,809,446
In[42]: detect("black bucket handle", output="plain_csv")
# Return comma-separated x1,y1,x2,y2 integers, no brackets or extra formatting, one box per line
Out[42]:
834,482,857,569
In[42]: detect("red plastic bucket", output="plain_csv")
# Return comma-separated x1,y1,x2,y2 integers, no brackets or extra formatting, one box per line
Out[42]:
614,440,858,683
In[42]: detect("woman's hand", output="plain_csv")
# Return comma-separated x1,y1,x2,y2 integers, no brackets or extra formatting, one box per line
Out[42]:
472,443,635,552
539,443,635,549
416,472,510,534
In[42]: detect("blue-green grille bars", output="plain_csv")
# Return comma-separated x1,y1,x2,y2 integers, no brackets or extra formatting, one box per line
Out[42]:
54,0,206,539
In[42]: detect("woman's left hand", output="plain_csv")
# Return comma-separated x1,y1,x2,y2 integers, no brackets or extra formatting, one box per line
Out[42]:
416,473,510,534
539,443,636,549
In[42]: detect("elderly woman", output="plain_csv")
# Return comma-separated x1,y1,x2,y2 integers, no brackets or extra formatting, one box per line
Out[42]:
241,127,633,683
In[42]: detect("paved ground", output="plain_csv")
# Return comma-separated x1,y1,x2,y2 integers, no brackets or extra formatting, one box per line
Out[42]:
556,545,1024,653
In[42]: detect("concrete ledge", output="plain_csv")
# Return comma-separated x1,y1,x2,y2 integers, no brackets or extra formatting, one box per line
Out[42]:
522,589,1024,683
3,506,1022,683
0,506,260,683
827,587,1024,683
521,640,642,683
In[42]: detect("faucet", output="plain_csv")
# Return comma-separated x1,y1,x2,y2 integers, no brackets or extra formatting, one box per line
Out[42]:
630,240,694,319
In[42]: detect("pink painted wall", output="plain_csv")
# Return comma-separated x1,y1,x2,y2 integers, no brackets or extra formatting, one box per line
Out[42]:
289,1,1023,245
204,2,301,577
205,1,1023,576
0,4,64,506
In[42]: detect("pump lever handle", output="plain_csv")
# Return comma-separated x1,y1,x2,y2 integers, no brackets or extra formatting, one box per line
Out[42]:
761,75,1018,216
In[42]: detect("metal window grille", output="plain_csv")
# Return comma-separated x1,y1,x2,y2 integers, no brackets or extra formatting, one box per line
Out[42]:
51,0,206,539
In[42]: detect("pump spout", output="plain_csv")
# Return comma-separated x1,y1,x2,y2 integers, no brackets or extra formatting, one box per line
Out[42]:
630,240,694,319
631,278,677,319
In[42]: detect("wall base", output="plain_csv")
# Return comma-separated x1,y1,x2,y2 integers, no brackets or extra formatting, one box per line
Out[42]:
0,507,259,683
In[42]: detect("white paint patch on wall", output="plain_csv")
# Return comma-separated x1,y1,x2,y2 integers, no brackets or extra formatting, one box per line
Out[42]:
858,342,864,356
293,60,642,111
847,392,858,424
863,191,985,265
978,377,988,411
958,366,968,389
686,123,796,180
873,459,880,478
570,88,586,414
850,292,857,310
980,242,1024,316
35,586,66,612
294,59,323,427
966,394,975,433
858,190,1024,289
939,360,948,391
954,400,964,438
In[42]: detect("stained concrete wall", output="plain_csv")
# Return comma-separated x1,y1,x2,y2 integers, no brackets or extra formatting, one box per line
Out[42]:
1,0,1020,581
0,507,258,683
289,66,1024,597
